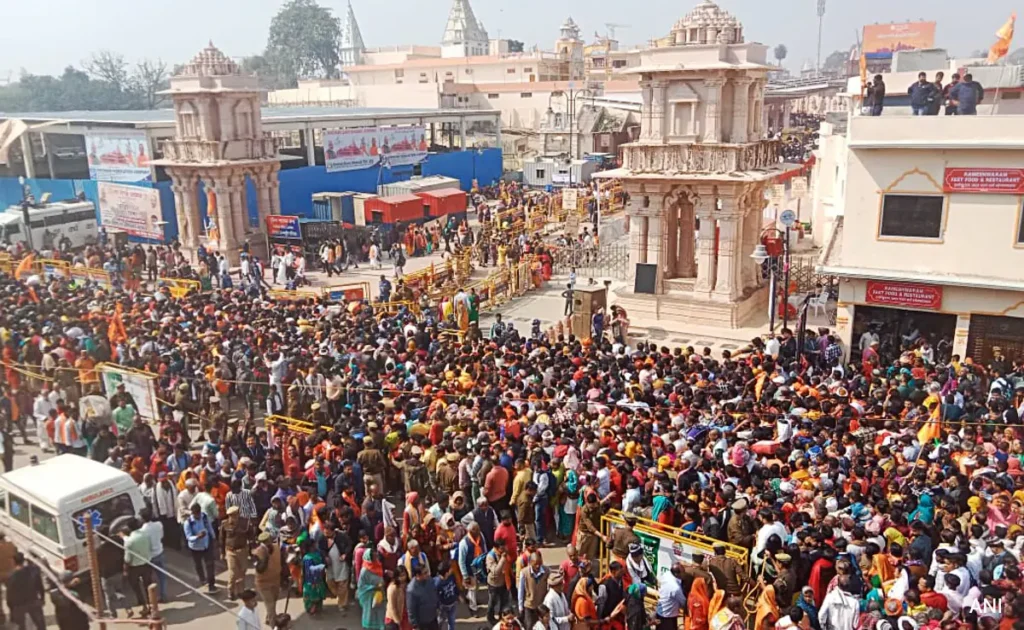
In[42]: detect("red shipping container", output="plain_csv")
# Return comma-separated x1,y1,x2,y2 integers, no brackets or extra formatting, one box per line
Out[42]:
415,188,468,218
362,194,427,224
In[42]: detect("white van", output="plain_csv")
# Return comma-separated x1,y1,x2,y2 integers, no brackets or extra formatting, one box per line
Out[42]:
0,200,99,251
0,455,144,575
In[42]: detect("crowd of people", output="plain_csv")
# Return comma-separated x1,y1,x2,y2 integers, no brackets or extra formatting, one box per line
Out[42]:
1,182,1024,630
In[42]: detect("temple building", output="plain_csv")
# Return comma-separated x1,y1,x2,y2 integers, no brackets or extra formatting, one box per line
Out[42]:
596,0,802,327
440,0,489,58
154,43,281,266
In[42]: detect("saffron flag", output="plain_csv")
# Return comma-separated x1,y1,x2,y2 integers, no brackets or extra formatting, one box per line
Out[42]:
989,13,1016,63
13,253,34,280
859,50,868,86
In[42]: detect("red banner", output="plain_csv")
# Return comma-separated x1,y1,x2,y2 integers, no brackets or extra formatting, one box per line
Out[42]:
865,281,943,310
943,168,1024,194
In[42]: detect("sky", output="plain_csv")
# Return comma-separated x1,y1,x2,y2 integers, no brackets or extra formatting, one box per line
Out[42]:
0,0,1018,80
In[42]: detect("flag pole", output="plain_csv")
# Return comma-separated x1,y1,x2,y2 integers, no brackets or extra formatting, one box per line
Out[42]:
993,63,1008,115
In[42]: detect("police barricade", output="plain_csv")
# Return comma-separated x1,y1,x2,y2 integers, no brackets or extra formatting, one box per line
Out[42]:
267,288,323,302
0,254,12,275
600,509,755,613
323,281,370,303
37,258,71,279
69,266,113,290
265,414,335,473
157,277,200,299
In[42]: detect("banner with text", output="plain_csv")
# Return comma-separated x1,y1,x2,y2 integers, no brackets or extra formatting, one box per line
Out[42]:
862,21,936,60
379,126,429,167
323,126,429,173
266,215,302,240
97,182,164,240
86,131,153,182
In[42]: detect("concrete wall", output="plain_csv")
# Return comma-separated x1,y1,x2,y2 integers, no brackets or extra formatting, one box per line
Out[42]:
810,121,848,247
839,144,1024,282
268,82,440,109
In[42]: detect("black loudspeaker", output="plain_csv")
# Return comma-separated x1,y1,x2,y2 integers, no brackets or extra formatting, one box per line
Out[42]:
634,263,657,294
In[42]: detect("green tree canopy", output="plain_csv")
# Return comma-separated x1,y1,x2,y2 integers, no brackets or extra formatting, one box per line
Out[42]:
265,0,342,86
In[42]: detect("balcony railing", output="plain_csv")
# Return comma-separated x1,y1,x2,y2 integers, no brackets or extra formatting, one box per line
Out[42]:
621,139,780,173
160,137,278,163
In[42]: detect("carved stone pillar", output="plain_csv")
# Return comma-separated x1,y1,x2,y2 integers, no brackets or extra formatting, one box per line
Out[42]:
665,198,679,280
648,213,665,293
747,81,761,140
713,197,743,301
731,77,753,144
740,193,762,291
649,80,668,144
639,80,654,142
693,193,717,294
678,197,696,278
704,76,724,143
639,216,650,264
256,167,272,229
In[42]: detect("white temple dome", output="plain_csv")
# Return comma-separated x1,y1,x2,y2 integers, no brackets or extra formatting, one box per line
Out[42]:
670,1,744,46
179,42,241,77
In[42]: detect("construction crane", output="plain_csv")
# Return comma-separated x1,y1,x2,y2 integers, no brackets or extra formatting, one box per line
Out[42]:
603,23,632,83
605,23,631,42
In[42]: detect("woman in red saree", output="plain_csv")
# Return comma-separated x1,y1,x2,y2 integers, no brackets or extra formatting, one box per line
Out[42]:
686,576,710,630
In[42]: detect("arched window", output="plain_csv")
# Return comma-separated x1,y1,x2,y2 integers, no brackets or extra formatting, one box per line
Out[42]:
178,101,198,138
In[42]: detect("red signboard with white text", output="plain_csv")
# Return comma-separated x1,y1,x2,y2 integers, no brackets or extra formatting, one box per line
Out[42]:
943,168,1024,194
865,280,943,310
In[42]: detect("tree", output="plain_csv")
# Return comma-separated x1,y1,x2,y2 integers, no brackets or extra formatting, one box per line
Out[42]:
85,50,129,92
265,0,342,86
773,44,788,67
128,59,169,109
508,40,525,54
240,54,290,90
822,49,850,75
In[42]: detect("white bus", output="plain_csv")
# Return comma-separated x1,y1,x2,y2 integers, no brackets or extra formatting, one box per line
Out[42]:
0,199,99,251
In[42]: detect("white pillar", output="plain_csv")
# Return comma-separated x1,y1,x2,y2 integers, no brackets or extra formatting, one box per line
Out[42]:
459,117,467,149
835,302,854,353
731,77,753,143
648,213,665,294
693,196,717,294
714,197,743,301
649,81,668,144
42,134,56,178
304,126,316,166
20,133,35,179
741,197,762,291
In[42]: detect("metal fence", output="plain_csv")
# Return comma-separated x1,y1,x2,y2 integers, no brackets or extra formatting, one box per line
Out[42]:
552,242,633,280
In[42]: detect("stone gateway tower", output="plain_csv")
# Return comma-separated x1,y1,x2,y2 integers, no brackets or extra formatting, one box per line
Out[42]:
155,43,281,266
598,1,802,327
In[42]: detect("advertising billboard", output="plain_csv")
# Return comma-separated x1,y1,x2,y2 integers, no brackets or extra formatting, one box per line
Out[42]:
379,126,429,167
943,167,1024,194
863,21,937,60
323,125,429,173
97,182,164,240
86,131,153,182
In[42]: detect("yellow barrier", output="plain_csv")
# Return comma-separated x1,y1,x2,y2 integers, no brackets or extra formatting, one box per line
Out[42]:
599,509,749,574
37,258,70,278
268,288,323,302
323,281,370,303
69,266,112,289
157,277,200,299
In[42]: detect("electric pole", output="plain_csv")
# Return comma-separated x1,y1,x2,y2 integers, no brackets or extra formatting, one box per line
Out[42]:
816,0,826,75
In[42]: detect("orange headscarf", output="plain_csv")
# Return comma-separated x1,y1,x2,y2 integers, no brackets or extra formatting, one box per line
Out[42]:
754,585,780,630
686,577,711,630
572,576,597,622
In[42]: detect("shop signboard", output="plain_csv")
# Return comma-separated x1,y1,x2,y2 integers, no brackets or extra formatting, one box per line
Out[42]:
865,280,943,310
770,184,786,207
943,168,1024,194
792,176,808,199
266,215,302,240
